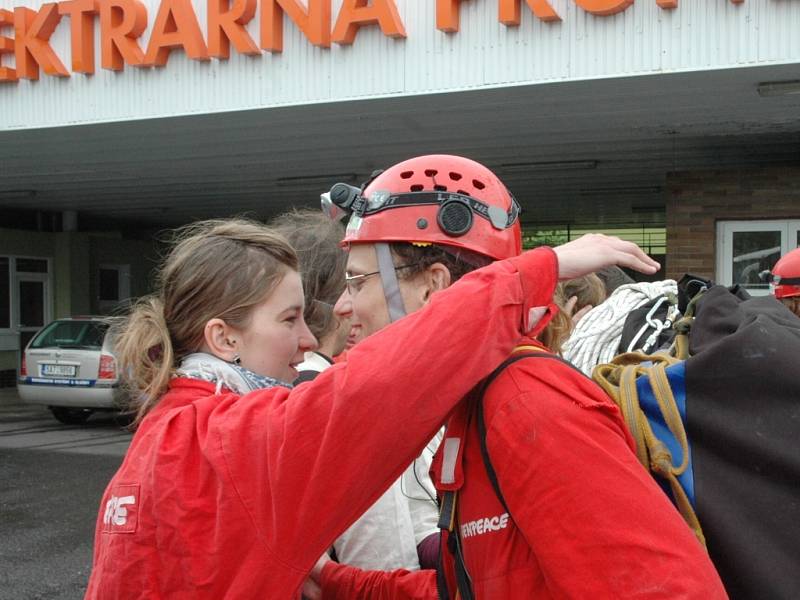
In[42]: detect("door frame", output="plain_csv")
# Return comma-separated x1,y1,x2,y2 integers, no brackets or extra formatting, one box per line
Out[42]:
12,262,53,351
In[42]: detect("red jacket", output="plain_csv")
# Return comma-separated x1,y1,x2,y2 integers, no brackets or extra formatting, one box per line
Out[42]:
320,346,728,599
83,248,557,600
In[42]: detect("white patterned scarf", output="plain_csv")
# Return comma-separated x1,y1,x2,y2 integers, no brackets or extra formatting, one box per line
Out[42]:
176,352,293,395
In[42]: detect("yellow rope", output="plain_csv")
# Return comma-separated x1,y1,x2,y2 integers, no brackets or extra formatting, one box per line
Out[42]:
593,352,707,548
511,345,546,355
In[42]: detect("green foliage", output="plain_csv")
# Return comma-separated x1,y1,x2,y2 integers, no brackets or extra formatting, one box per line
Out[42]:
522,226,666,255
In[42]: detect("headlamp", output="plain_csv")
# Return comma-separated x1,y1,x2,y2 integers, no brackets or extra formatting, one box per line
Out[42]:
321,183,362,221
320,182,521,238
758,270,800,287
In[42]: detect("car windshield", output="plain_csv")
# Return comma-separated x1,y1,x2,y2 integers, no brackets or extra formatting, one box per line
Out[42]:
30,320,108,350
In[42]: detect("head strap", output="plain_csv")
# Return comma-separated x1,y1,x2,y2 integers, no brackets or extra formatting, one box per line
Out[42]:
375,242,407,322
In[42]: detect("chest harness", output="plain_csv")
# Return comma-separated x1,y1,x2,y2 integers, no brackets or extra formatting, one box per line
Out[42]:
435,347,586,600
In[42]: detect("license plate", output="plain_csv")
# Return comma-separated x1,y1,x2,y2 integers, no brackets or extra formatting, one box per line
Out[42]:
41,364,77,377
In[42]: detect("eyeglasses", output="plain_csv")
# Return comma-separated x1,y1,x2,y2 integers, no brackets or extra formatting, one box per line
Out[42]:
345,263,419,296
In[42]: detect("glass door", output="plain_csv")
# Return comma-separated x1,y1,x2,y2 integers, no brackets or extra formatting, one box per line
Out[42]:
15,273,50,351
790,222,800,251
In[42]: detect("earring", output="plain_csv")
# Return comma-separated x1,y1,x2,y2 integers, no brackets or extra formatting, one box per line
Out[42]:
232,354,241,365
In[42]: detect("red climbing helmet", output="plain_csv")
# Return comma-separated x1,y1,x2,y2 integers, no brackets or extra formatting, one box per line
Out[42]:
324,155,522,261
769,247,800,299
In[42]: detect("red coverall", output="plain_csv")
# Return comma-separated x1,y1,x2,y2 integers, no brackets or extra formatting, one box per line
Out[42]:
319,344,728,599
83,248,557,600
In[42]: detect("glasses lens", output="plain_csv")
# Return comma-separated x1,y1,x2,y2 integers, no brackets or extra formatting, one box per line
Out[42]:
345,277,362,296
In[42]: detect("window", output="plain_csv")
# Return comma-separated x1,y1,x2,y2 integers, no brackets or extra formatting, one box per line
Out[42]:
97,264,131,312
0,256,52,354
31,320,108,350
522,226,666,255
16,258,48,273
522,226,667,282
717,221,800,295
0,256,49,331
0,258,9,329
99,268,120,302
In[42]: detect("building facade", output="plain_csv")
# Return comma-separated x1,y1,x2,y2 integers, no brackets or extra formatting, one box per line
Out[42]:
1,0,799,375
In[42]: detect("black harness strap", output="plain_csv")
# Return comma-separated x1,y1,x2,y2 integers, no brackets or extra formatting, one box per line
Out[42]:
475,352,587,511
438,489,473,599
440,351,590,600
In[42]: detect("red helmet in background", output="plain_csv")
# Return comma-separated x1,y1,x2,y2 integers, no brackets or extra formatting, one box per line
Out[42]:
335,155,522,261
770,248,800,299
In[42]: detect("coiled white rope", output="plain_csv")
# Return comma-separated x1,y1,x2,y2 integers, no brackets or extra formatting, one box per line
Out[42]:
563,280,678,375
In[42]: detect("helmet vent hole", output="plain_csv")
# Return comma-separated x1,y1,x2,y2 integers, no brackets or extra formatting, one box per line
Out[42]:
473,179,485,190
434,184,447,191
410,184,424,192
425,169,438,177
449,172,462,181
400,171,414,179
456,189,469,196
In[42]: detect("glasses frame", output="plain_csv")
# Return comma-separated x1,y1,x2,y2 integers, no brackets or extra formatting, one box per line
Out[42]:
345,263,419,296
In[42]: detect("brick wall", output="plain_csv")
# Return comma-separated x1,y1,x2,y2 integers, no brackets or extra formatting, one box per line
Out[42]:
666,166,800,281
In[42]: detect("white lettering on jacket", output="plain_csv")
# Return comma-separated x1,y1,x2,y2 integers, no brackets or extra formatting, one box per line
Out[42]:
460,513,510,539
103,495,136,526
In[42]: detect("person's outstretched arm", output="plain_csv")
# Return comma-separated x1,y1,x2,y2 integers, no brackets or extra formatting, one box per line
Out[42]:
215,237,659,593
216,247,557,580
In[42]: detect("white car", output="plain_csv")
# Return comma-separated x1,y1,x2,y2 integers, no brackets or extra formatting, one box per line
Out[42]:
18,317,126,425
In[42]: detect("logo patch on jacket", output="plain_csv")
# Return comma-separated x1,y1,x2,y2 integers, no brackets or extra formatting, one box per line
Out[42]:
102,484,139,533
460,512,510,539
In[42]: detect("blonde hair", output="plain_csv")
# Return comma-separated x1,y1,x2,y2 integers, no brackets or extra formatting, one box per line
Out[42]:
780,296,800,318
114,219,297,422
559,273,606,314
538,286,573,356
389,241,570,354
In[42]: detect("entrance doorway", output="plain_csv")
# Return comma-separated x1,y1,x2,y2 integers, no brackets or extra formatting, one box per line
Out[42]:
12,258,52,354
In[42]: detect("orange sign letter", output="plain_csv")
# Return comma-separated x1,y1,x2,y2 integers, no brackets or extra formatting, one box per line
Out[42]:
100,0,147,70
14,4,69,79
144,0,210,66
59,0,98,74
436,0,459,33
0,9,16,82
657,0,744,7
573,0,633,15
208,0,259,59
332,0,406,45
498,0,560,26
261,0,330,52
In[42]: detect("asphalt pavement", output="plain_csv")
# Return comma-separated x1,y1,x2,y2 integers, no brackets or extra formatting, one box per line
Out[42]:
0,388,132,600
